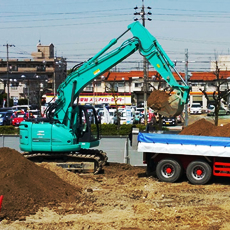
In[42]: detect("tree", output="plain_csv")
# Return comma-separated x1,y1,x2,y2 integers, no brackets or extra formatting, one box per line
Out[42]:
104,72,122,129
200,61,230,126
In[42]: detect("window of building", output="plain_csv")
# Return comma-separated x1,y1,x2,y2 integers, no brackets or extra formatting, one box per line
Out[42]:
11,87,18,91
191,83,198,86
134,82,142,87
95,82,101,87
118,82,124,87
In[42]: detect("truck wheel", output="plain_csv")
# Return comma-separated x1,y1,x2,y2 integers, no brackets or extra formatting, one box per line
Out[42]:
156,159,182,183
186,160,212,185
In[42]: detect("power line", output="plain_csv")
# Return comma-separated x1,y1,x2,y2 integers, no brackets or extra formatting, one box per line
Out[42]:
0,19,131,30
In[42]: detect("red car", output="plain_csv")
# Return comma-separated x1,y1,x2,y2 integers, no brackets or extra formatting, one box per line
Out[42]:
11,113,27,126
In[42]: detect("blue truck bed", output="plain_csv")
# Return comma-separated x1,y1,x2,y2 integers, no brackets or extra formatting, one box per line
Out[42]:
138,132,230,158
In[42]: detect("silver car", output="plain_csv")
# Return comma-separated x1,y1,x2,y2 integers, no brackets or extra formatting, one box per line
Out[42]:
207,105,230,116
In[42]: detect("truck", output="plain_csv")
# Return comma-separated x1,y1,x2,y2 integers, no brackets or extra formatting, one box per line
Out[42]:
19,21,190,173
134,131,230,185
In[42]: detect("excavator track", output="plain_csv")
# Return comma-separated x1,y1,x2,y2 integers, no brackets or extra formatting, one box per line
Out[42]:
22,149,108,174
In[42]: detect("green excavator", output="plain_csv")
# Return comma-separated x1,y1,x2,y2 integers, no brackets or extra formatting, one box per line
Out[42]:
19,21,190,173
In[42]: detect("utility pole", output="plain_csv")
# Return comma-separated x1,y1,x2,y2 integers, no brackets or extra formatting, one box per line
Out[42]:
184,49,189,127
134,0,152,125
3,43,15,107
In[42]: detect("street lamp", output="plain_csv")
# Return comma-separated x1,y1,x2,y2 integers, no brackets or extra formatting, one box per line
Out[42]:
53,58,67,98
3,44,15,107
21,75,30,106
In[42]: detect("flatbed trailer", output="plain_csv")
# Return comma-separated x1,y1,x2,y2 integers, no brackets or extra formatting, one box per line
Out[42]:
137,132,230,185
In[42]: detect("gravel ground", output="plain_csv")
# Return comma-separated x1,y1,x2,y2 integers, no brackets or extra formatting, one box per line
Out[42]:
1,161,230,230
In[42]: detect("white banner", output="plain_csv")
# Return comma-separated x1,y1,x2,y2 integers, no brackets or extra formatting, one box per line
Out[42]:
79,95,131,105
126,106,132,124
45,95,131,105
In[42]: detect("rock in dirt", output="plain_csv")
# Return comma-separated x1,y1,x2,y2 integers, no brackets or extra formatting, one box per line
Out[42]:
0,148,83,221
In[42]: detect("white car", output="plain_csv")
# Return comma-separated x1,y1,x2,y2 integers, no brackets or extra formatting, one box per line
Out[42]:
190,103,202,114
97,108,117,124
120,111,133,124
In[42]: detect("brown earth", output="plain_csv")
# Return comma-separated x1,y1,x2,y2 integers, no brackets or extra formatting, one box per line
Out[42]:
1,140,230,229
0,119,230,229
180,118,230,137
147,90,170,110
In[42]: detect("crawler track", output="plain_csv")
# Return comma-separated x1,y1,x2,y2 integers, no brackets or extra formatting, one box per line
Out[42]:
22,149,108,174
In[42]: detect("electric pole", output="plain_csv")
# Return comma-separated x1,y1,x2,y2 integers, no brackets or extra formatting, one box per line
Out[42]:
134,0,152,125
184,49,189,127
3,43,15,107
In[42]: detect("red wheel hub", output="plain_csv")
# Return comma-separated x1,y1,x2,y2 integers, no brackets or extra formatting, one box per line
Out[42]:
196,169,203,176
166,167,172,174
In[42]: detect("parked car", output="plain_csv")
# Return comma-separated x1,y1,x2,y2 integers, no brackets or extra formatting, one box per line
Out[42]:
120,111,133,124
29,110,40,118
11,113,28,126
136,108,144,114
109,109,117,124
162,116,177,126
190,103,203,114
0,107,15,112
133,111,142,124
207,105,230,116
12,105,31,112
0,111,14,125
97,108,116,124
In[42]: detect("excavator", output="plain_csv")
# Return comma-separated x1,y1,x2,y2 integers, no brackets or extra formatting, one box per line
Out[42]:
19,21,190,173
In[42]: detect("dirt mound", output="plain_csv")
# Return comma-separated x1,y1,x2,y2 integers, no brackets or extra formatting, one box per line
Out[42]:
0,148,84,221
180,118,230,137
147,90,169,110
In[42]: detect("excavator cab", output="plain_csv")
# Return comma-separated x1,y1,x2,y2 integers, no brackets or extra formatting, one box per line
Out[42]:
76,105,100,147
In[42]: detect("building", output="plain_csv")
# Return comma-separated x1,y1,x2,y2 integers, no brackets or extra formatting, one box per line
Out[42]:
0,43,67,106
79,70,230,110
211,55,230,71
1,45,230,111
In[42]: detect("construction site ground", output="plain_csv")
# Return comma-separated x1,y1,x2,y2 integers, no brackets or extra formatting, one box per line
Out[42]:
1,115,230,229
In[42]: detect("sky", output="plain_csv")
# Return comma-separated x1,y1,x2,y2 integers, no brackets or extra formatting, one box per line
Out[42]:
1,0,230,73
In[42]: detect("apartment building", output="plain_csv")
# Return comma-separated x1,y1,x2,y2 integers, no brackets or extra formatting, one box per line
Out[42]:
0,43,67,106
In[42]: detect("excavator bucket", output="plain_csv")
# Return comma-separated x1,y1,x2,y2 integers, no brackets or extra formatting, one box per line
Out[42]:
147,90,184,117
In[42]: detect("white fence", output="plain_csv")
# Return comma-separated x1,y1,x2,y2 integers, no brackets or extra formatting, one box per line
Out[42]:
0,135,144,166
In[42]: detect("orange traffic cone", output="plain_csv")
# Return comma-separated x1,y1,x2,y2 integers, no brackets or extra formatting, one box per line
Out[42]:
0,195,3,213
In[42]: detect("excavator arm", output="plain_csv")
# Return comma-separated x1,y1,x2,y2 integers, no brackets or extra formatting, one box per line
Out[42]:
51,21,189,126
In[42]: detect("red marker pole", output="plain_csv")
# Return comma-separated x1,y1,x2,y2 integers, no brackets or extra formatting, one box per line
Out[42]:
0,195,3,213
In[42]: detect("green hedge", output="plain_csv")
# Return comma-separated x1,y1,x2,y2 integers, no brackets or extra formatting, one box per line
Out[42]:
0,124,167,136
0,126,19,134
97,124,146,136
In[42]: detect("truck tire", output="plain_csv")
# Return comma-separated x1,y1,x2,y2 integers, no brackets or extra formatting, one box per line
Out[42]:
186,160,212,185
156,159,182,183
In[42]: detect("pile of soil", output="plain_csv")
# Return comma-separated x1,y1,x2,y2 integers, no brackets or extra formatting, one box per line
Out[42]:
180,118,230,137
0,148,85,221
147,90,169,110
